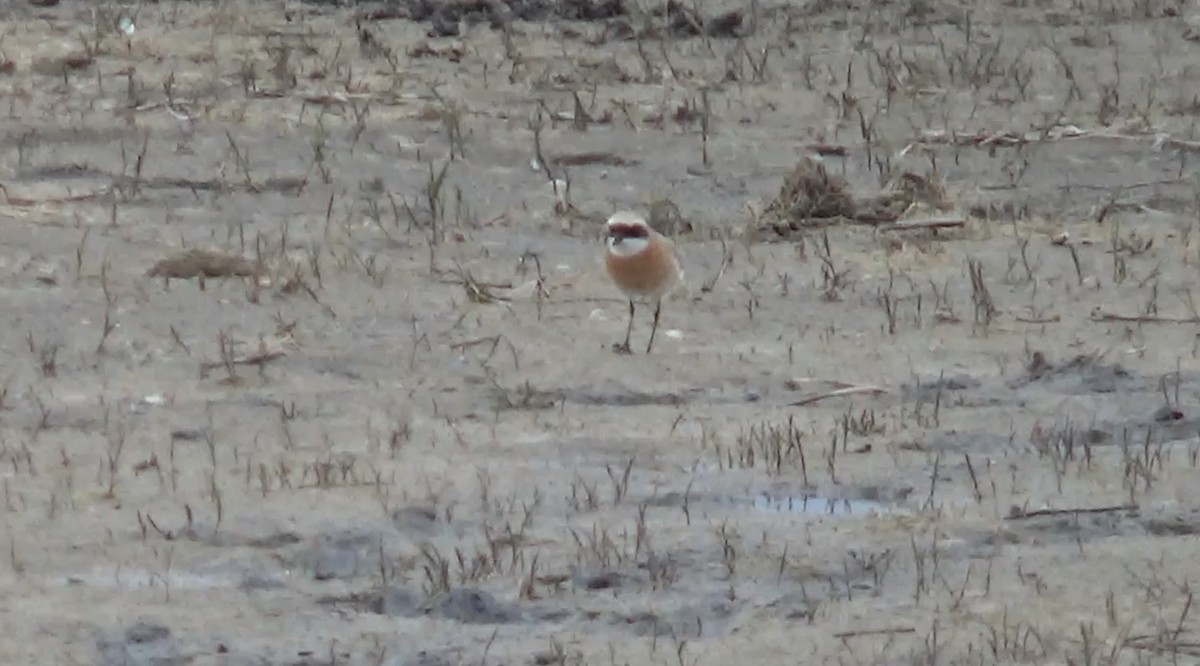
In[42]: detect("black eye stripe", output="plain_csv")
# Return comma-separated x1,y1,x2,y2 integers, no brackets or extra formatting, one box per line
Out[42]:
609,223,649,239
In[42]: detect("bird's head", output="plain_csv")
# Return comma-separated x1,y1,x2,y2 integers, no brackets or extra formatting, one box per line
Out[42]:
605,211,651,255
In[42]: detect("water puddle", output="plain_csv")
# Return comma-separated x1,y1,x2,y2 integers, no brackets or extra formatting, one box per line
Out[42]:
751,492,890,517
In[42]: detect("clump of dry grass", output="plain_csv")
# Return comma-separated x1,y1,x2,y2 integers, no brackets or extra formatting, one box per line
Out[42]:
759,158,957,237
857,171,956,223
146,249,264,290
758,158,857,236
648,198,692,236
770,158,856,220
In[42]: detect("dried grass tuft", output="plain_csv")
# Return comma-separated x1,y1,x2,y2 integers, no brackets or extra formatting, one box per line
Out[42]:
769,158,857,221
857,171,956,223
647,198,692,236
759,157,958,238
146,249,264,290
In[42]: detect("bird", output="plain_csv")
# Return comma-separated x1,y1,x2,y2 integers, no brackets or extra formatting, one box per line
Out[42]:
603,210,683,354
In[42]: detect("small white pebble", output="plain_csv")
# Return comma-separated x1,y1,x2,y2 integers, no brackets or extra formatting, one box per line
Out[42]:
665,330,684,339
589,309,608,321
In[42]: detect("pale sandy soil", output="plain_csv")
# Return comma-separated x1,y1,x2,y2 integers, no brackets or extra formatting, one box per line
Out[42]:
3,1,1200,664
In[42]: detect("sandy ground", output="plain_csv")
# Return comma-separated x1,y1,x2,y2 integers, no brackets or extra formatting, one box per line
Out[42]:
3,0,1200,664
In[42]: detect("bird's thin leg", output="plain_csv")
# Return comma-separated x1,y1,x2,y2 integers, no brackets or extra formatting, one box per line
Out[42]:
645,299,662,354
612,300,635,354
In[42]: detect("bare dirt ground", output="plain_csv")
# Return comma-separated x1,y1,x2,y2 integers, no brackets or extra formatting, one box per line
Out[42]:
4,0,1200,663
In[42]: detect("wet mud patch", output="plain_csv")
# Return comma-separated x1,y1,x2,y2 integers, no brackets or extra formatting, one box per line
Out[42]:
390,505,443,535
351,0,746,39
132,510,302,550
560,577,753,639
319,585,524,623
96,622,183,666
1032,410,1200,451
564,385,715,407
318,585,419,617
613,596,739,638
550,151,640,168
756,548,904,623
301,530,394,581
574,569,636,591
488,373,929,413
973,505,1200,550
11,163,111,183
919,431,1019,454
898,372,984,403
289,520,450,581
488,379,763,410
57,521,299,593
996,506,1156,550
567,551,690,596
95,621,324,666
902,355,1200,455
58,561,289,592
353,0,623,24
1009,350,1149,395
393,650,465,666
0,125,130,149
903,358,1180,414
1142,511,1200,537
429,588,526,624
535,515,897,637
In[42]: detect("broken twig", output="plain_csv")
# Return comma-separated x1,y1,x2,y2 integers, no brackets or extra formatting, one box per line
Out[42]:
791,385,887,406
1006,504,1137,520
1090,309,1200,324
